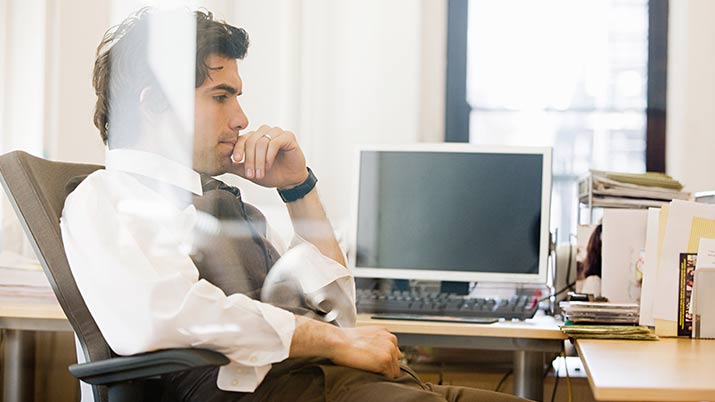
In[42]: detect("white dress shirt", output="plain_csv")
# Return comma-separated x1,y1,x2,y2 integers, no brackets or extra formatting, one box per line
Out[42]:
60,149,353,392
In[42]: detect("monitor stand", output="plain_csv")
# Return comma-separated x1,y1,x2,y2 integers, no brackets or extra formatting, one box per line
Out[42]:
356,278,470,295
440,281,470,295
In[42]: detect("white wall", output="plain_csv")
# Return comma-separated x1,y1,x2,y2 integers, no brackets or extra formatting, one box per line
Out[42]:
667,0,715,193
0,0,109,163
1,0,50,254
0,1,447,245
1,0,47,156
44,0,109,164
224,0,447,240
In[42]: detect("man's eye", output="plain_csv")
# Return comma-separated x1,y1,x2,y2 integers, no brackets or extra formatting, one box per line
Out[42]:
213,95,228,102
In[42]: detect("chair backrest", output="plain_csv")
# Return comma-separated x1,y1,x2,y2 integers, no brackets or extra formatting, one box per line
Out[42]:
0,150,111,401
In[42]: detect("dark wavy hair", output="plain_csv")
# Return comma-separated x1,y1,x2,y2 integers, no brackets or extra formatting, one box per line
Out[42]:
92,8,249,145
583,224,602,278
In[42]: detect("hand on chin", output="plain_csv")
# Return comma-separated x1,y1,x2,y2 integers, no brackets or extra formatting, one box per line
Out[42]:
228,125,308,189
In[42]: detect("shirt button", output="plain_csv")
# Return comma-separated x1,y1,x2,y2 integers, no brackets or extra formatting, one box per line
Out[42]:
249,356,257,363
231,379,239,386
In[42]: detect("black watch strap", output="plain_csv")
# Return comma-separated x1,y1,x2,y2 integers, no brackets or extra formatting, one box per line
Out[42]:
277,167,317,203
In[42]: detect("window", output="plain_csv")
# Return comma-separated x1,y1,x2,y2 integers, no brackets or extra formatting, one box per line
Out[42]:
446,0,667,235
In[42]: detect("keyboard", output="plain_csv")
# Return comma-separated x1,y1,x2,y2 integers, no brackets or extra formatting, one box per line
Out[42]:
356,289,539,320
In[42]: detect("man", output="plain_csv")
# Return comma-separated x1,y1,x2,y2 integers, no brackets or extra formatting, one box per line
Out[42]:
61,8,528,402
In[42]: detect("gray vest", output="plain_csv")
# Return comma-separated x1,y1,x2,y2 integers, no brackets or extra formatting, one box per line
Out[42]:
192,175,280,300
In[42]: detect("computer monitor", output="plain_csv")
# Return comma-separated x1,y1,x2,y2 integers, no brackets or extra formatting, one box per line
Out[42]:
349,144,552,284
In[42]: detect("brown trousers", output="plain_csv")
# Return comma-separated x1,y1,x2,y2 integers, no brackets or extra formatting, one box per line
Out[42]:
171,182,530,402
162,358,530,402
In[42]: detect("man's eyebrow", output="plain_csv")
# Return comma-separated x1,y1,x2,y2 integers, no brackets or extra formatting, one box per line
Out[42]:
207,84,239,95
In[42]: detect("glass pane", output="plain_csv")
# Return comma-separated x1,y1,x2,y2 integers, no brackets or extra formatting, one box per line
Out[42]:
467,0,648,112
469,110,646,174
466,0,649,234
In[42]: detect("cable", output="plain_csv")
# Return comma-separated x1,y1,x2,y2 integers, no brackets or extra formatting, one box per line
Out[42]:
550,356,560,402
565,234,576,291
552,229,559,301
542,233,577,305
564,351,573,402
539,281,577,302
495,369,512,392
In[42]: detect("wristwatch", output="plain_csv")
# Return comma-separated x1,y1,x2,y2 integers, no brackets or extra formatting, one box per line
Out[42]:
277,167,317,202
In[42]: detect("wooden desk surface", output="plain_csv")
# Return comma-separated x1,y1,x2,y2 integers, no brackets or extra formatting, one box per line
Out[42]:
576,338,715,401
0,299,66,320
357,313,566,340
0,300,566,340
0,298,71,331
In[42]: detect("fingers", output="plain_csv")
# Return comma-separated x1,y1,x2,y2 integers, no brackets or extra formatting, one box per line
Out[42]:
380,330,401,379
236,125,268,179
233,125,291,179
389,332,398,347
392,342,402,378
384,345,401,379
266,130,294,170
334,326,402,380
252,127,281,179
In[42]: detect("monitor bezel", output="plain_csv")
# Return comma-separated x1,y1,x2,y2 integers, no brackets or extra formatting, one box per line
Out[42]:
348,143,552,284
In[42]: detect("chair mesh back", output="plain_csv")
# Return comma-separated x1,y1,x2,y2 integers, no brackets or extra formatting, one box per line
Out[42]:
0,151,111,401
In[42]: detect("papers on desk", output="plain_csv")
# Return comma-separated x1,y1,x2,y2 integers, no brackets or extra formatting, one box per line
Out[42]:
579,170,691,209
696,238,715,269
560,301,640,325
0,250,55,301
560,325,658,340
601,209,648,303
559,302,658,340
636,200,715,337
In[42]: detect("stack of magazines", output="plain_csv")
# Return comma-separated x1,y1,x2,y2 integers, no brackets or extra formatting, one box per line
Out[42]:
0,251,55,302
560,325,658,340
560,301,640,325
579,170,691,209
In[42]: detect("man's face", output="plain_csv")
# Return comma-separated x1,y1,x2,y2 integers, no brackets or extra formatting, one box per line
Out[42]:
193,54,249,175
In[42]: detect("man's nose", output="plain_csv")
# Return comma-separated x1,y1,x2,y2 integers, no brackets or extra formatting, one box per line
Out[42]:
230,102,249,131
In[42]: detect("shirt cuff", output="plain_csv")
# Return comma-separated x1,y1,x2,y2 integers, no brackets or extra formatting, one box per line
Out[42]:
217,362,272,392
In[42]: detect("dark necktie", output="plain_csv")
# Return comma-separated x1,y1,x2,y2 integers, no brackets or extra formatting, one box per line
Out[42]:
197,174,276,270
199,174,242,198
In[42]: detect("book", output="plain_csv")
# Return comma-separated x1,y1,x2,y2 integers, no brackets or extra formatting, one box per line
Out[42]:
579,171,691,210
560,324,658,340
695,191,715,204
598,171,684,190
559,301,640,325
678,253,697,337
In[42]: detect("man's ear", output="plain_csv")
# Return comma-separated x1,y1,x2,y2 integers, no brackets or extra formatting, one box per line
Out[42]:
139,86,169,116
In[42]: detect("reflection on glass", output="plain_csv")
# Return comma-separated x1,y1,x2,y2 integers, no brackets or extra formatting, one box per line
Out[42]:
466,0,649,234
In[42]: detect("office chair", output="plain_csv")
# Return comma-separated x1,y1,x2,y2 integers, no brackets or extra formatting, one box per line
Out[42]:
0,151,228,402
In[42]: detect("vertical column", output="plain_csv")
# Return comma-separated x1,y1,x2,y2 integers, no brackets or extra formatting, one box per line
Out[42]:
3,329,36,402
513,350,544,401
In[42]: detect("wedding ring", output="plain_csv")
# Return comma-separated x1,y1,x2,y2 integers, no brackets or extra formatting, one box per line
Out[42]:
261,134,272,141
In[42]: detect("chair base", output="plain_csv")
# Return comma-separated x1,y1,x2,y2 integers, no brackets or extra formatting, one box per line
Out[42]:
107,381,144,402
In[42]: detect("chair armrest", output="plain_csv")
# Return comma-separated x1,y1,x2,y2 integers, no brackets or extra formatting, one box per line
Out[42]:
69,348,229,385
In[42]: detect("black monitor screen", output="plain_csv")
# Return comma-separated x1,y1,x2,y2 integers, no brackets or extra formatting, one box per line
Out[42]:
355,150,545,276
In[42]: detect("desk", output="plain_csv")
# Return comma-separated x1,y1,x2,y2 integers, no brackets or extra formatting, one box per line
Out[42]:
1,304,565,402
0,299,71,402
357,314,566,401
576,338,715,401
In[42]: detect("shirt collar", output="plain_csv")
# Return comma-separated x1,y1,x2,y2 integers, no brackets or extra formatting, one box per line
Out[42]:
105,149,203,196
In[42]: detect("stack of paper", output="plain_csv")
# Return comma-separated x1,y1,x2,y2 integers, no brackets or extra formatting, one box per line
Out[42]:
560,301,640,325
601,209,648,303
560,325,658,340
637,200,715,337
695,191,715,204
579,170,691,209
0,251,55,302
